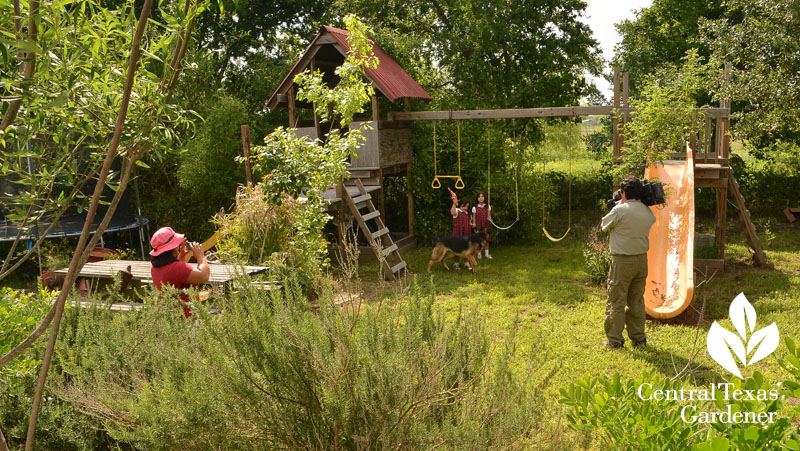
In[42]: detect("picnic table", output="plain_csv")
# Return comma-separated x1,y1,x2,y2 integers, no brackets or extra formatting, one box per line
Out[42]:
54,260,269,285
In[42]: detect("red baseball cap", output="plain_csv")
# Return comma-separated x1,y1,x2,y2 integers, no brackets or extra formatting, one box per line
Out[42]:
149,227,185,256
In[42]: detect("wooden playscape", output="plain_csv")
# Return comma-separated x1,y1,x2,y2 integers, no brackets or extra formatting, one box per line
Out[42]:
265,25,765,292
266,26,431,280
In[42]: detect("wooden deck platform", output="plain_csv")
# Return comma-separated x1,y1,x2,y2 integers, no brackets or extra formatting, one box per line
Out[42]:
68,299,146,312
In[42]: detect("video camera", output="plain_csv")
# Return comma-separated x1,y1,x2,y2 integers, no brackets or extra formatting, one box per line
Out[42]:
606,179,665,209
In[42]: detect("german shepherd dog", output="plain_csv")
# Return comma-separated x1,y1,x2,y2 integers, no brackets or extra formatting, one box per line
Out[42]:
427,227,488,274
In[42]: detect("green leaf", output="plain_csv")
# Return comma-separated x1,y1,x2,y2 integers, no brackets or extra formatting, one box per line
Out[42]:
0,41,8,66
710,436,731,450
43,92,69,109
743,426,759,442
15,38,41,54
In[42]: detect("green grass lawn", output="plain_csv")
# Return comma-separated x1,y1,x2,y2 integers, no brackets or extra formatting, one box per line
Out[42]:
359,217,800,445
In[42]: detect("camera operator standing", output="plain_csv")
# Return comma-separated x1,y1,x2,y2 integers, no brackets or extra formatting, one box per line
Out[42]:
601,176,656,349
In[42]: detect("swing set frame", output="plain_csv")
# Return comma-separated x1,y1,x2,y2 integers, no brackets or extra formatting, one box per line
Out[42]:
388,66,766,269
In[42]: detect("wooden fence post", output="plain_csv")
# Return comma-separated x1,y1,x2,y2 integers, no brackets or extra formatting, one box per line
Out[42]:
241,125,253,186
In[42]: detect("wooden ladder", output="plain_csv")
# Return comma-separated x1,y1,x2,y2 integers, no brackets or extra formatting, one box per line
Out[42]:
340,179,407,280
727,168,767,266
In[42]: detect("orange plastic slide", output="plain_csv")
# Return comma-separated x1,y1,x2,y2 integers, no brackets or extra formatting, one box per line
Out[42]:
644,150,695,319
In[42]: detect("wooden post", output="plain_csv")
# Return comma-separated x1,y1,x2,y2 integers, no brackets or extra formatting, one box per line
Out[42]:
404,98,411,112
371,94,380,123
336,176,345,249
716,183,728,259
612,67,621,161
406,162,414,235
721,63,732,160
287,85,297,128
622,72,629,150
240,125,253,186
704,116,712,163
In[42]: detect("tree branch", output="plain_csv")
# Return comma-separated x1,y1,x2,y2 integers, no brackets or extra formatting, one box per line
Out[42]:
0,0,39,131
23,0,154,447
429,0,452,31
0,424,9,451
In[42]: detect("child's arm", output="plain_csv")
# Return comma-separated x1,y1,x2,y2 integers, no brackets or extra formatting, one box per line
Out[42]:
488,204,493,221
450,199,458,217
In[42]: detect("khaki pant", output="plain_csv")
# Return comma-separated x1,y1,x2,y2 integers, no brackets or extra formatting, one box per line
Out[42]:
605,254,648,346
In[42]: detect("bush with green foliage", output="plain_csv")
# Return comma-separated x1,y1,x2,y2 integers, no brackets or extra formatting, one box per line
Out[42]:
48,276,542,449
560,371,710,449
560,337,800,449
729,144,800,216
213,185,325,289
1,288,116,449
582,227,611,285
0,288,52,381
619,51,709,178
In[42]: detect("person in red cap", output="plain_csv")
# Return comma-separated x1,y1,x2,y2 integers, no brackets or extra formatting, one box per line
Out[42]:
149,227,209,317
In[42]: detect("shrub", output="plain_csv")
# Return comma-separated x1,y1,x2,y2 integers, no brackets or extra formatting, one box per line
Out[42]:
583,117,613,155
0,288,53,380
213,185,323,290
214,185,300,264
51,276,542,449
582,226,611,285
561,337,800,450
1,288,115,449
560,371,710,449
175,94,250,232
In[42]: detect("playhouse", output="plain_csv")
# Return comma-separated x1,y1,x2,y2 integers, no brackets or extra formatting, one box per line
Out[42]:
267,26,431,280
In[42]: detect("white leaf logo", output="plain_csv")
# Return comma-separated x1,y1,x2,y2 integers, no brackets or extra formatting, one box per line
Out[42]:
706,293,779,378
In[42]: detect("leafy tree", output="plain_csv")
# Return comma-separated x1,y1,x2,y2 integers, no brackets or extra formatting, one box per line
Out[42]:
612,0,724,97
699,0,800,149
0,0,199,281
618,51,709,177
0,0,206,446
333,0,602,109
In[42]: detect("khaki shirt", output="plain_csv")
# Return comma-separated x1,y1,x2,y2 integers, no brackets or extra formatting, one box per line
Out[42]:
601,199,656,255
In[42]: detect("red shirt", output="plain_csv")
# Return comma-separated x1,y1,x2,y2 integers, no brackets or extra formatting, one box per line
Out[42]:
151,261,195,317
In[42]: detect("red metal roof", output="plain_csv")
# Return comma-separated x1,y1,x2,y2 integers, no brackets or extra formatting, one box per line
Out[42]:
266,26,430,111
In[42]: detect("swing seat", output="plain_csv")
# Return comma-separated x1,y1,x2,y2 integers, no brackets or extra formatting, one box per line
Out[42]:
542,226,570,242
489,218,520,231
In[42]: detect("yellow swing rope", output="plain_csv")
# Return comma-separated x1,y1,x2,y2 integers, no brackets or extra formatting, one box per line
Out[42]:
431,121,464,189
487,119,520,231
541,128,572,242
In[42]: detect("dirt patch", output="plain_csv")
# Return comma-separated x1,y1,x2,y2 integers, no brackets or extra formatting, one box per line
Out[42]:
648,300,709,326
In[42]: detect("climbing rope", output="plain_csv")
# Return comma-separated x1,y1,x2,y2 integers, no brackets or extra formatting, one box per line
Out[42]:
431,121,465,189
541,125,572,242
487,119,520,231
